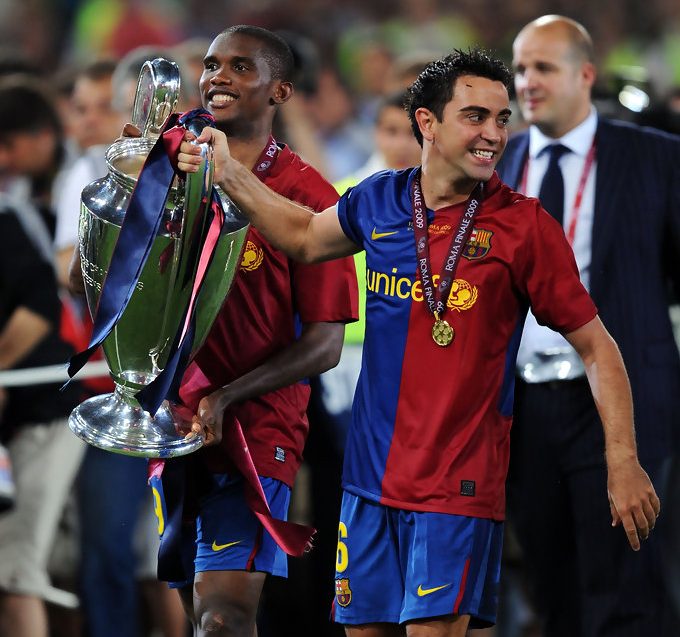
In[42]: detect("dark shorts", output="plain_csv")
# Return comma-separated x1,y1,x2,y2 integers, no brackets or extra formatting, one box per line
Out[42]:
150,472,290,588
332,491,503,628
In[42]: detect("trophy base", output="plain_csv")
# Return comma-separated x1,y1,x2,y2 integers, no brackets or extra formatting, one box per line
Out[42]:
69,386,203,458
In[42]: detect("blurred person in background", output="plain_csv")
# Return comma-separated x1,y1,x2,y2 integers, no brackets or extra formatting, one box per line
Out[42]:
54,59,121,288
172,37,212,110
273,30,330,176
69,59,122,153
300,66,373,182
0,77,85,637
336,89,424,189
496,15,680,637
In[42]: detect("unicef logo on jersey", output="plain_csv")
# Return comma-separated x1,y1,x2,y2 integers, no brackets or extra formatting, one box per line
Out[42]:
366,267,478,311
446,279,478,311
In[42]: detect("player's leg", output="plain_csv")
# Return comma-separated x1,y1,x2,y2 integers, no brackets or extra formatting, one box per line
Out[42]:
406,614,470,637
193,570,265,636
345,623,405,636
177,584,196,625
192,474,290,637
398,511,503,634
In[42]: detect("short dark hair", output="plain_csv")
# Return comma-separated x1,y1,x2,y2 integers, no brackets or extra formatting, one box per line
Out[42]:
405,49,511,146
220,25,294,83
0,76,62,139
380,89,409,112
80,59,118,83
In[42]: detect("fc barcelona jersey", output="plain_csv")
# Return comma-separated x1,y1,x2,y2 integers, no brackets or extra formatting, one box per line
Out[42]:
337,168,596,520
183,145,358,487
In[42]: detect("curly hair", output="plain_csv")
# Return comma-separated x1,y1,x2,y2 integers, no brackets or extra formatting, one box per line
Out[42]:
405,49,511,146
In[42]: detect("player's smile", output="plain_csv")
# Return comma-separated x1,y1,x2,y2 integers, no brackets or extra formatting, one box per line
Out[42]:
207,89,238,110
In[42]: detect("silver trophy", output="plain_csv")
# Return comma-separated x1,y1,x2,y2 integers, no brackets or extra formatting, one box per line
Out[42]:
68,59,249,458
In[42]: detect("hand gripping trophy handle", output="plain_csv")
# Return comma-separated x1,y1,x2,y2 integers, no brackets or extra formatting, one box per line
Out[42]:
68,59,249,457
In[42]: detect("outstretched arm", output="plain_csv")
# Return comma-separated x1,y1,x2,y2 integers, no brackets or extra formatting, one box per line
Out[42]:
565,316,661,550
177,127,359,263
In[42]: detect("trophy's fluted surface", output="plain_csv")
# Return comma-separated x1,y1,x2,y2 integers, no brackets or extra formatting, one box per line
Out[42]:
68,59,249,457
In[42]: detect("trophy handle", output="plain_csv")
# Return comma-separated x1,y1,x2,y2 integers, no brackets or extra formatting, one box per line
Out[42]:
131,58,180,138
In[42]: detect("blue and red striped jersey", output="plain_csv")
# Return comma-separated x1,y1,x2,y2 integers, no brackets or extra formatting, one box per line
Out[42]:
337,168,596,520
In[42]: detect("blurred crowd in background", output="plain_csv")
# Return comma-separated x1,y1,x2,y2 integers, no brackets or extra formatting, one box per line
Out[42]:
1,1,680,637
4,0,680,154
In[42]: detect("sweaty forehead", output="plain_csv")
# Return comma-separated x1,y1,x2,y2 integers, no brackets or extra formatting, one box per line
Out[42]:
452,76,509,107
206,33,266,61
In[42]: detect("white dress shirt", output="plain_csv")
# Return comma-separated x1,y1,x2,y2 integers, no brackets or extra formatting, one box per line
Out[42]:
516,108,598,382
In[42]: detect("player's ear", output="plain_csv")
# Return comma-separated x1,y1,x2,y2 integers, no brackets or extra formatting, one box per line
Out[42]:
270,81,293,105
415,107,436,143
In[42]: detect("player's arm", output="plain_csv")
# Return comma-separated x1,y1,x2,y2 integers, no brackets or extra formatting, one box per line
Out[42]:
189,321,345,445
177,127,359,264
565,316,661,550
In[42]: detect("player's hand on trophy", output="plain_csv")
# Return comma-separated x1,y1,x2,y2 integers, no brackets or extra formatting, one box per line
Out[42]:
177,127,234,185
188,387,232,446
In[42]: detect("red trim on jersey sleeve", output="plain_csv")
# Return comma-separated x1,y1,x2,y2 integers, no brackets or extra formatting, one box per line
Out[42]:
518,199,598,334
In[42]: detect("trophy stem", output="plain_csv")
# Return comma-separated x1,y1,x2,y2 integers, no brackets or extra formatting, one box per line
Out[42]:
68,383,203,458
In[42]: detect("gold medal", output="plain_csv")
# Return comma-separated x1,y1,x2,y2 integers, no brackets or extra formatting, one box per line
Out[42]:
432,316,454,347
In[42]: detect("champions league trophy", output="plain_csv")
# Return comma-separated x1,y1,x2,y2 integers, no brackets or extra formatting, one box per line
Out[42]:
68,59,249,458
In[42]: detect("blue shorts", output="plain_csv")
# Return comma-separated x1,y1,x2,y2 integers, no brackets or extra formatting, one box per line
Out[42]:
332,492,503,628
150,472,290,588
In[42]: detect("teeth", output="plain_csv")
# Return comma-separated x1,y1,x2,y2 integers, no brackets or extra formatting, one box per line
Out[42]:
211,94,236,104
472,150,493,159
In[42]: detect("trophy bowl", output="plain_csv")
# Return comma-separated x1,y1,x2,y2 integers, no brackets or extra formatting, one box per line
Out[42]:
68,59,249,457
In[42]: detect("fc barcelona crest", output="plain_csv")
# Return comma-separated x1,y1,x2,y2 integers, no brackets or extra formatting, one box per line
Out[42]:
335,577,352,607
463,227,493,260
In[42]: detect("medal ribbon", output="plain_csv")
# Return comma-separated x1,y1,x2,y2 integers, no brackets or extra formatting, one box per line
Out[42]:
411,169,482,320
519,140,596,246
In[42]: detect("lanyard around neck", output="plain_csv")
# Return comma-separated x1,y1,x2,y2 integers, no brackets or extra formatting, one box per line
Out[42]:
519,139,596,246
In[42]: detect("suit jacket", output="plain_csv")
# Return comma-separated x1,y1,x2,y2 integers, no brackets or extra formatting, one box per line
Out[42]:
496,117,680,461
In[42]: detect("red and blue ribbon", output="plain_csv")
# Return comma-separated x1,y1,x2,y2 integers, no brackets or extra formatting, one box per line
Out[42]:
67,109,221,417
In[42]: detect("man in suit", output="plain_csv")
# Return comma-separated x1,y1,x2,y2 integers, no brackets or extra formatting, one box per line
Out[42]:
496,15,680,637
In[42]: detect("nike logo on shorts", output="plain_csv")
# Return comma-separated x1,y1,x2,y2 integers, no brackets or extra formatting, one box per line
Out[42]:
417,583,452,597
211,540,242,552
